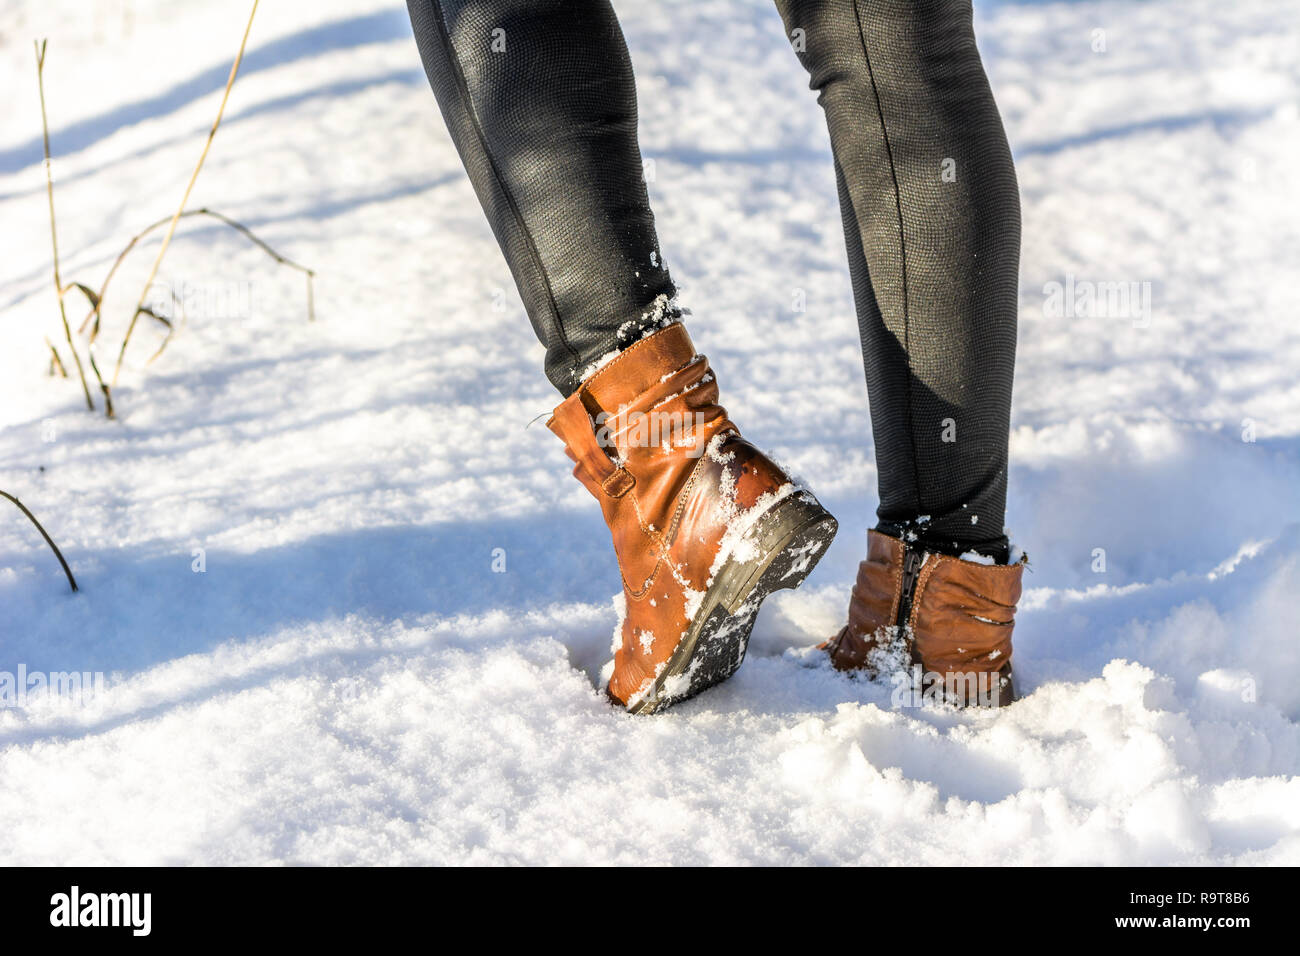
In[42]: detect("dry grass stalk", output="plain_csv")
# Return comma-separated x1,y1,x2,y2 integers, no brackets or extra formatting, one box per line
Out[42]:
112,0,260,386
78,206,315,342
0,490,79,593
87,351,115,417
35,39,95,412
45,337,68,378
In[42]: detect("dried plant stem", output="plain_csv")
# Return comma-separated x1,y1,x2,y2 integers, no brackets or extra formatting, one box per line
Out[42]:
88,352,115,417
45,337,68,378
0,490,79,593
35,40,95,411
79,207,315,339
112,0,259,386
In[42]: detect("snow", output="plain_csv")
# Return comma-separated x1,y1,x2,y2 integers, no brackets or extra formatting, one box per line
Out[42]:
1,0,1297,864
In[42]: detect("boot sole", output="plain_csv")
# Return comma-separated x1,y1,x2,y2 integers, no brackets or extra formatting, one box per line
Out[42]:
626,490,838,715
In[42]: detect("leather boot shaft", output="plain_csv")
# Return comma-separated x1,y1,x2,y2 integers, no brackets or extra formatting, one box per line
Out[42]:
827,529,1024,706
549,323,836,710
548,324,741,594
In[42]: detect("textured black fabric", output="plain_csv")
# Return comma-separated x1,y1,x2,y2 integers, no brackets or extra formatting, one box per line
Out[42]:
405,0,676,393
774,0,1020,561
406,0,1019,560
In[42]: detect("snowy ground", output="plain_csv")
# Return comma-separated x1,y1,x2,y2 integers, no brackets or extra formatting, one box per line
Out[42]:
1,0,1298,865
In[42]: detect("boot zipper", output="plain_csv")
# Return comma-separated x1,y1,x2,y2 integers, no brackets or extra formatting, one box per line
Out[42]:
895,545,924,632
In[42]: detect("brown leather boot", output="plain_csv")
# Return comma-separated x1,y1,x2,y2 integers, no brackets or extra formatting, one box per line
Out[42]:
549,324,837,714
824,530,1025,707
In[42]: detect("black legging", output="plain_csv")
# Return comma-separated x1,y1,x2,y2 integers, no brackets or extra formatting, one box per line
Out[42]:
406,0,1020,562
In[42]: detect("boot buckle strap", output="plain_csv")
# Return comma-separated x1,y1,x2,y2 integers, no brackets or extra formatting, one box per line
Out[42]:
601,467,635,498
549,392,636,499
